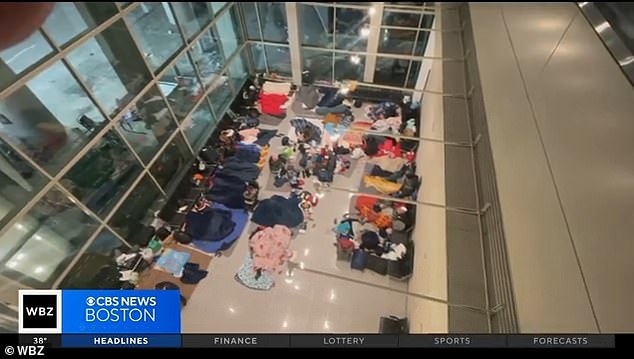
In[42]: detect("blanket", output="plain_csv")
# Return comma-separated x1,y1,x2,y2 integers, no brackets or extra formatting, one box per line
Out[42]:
259,93,288,116
367,156,409,173
363,176,402,195
262,81,292,95
249,225,293,275
254,129,278,146
252,195,304,228
192,203,249,253
156,249,191,276
185,207,236,242
208,173,247,209
221,157,260,182
235,253,275,291
290,117,323,145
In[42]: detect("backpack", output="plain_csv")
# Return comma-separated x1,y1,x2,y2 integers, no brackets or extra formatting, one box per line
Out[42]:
351,250,368,271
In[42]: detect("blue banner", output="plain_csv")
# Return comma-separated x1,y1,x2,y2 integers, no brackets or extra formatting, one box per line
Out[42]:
61,290,181,334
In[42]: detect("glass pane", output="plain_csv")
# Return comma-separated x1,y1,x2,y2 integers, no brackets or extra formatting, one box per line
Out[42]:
63,130,143,218
241,3,261,40
150,134,190,191
415,30,431,56
126,2,184,72
374,57,409,87
183,101,216,150
228,51,248,93
171,2,214,39
382,11,421,27
258,3,288,43
60,228,129,289
0,31,53,76
116,2,131,9
0,61,107,174
335,8,370,51
0,138,47,228
420,13,435,29
302,49,333,83
216,8,241,59
265,45,291,76
43,3,118,47
118,85,177,163
208,77,233,115
190,29,225,88
334,53,365,81
108,175,165,244
378,28,417,55
159,53,203,120
406,61,421,89
300,4,334,48
0,186,99,287
211,2,228,14
67,20,152,117
250,43,266,72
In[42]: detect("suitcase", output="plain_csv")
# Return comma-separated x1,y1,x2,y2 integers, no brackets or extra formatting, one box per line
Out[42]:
366,254,388,275
350,250,368,271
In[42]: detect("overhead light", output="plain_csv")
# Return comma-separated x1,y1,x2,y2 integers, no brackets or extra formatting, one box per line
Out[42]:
350,55,361,64
578,2,589,7
360,27,370,37
596,21,610,33
368,6,376,15
34,266,44,274
33,235,42,241
303,249,310,256
6,261,17,268
16,253,25,260
282,321,288,328
228,307,235,313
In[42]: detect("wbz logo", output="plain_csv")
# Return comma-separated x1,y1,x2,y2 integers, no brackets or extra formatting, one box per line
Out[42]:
19,290,62,334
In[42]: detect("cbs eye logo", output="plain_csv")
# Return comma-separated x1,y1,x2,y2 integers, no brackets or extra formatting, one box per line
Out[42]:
86,297,96,306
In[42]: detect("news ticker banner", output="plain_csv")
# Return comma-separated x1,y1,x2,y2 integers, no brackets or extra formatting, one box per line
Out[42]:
10,334,616,348
14,290,616,349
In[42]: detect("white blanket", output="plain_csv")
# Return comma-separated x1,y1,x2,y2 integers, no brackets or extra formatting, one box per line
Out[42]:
262,81,292,95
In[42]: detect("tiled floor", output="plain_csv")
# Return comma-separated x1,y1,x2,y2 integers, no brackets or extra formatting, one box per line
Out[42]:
182,101,411,333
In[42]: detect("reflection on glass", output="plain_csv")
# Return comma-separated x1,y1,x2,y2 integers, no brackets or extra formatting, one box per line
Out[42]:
183,101,216,150
63,130,143,217
250,43,266,72
109,175,165,245
415,31,432,56
116,2,131,9
382,11,421,27
302,49,333,83
300,4,334,48
67,20,151,117
265,45,291,76
211,2,228,14
335,53,365,81
0,31,53,79
241,3,261,40
406,61,421,89
0,61,107,174
170,2,214,39
335,8,369,51
150,134,190,192
0,186,99,287
208,78,233,115
190,29,225,87
126,2,184,72
258,3,288,43
43,3,118,47
378,28,417,55
216,8,242,59
228,51,248,93
60,228,129,289
374,57,409,87
118,86,177,163
0,138,47,228
159,53,203,120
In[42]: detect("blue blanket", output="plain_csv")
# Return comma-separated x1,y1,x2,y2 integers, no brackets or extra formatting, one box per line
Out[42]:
185,208,236,242
221,157,260,182
193,203,249,253
208,173,247,209
254,129,278,146
251,195,304,228
235,143,261,163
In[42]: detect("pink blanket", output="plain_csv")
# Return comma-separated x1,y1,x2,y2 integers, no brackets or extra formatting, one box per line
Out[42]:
249,225,293,274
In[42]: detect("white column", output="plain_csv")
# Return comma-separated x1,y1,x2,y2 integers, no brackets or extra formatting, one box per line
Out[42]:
413,17,438,102
285,2,302,85
363,2,384,82
162,2,176,26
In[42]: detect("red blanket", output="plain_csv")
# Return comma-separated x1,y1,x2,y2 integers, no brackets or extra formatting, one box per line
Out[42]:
259,93,288,116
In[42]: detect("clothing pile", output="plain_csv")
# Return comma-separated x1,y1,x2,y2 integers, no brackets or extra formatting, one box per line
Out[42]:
258,81,292,118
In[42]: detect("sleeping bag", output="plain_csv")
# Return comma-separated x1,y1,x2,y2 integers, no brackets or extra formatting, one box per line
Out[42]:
252,195,304,228
259,93,288,116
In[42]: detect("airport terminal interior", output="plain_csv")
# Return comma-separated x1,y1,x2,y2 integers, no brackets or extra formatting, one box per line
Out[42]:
0,2,633,333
